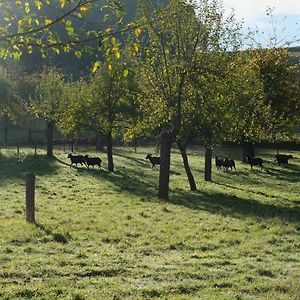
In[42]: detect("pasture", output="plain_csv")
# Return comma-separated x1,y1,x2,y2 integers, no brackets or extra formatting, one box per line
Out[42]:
0,146,299,299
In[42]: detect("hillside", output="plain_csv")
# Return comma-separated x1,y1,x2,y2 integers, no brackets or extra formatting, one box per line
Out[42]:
289,47,300,65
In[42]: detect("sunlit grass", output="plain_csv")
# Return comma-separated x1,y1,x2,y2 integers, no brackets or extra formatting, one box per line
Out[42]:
0,145,299,299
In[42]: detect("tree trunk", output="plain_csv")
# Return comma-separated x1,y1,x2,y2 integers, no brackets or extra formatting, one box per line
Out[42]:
134,139,137,153
4,114,8,145
241,140,255,162
47,120,54,157
178,144,197,191
158,129,172,200
107,131,114,172
96,131,104,152
204,147,212,182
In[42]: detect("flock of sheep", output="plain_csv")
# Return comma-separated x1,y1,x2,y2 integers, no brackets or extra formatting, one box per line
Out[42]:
215,154,293,171
67,152,294,171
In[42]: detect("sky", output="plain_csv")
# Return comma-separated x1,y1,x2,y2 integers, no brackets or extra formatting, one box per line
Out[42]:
221,0,300,47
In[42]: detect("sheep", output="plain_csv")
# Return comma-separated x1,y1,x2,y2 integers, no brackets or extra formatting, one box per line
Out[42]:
223,157,236,171
67,153,86,167
84,155,102,168
215,156,224,170
275,154,293,165
246,155,263,170
146,154,160,168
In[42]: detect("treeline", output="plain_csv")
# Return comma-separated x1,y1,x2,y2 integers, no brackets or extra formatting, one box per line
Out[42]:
0,0,299,200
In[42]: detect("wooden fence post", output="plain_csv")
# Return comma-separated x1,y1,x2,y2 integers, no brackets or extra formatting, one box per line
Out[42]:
26,173,35,223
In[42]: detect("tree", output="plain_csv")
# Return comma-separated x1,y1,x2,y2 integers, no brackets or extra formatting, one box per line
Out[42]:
131,0,241,195
29,67,66,157
130,0,209,199
0,66,19,144
227,52,275,161
59,38,136,172
252,47,300,138
90,63,134,171
177,44,242,184
223,48,300,161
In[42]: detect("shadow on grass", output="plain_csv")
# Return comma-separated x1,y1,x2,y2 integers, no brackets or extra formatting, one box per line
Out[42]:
54,156,71,167
0,154,59,185
36,223,72,244
76,165,158,197
264,165,300,183
170,188,300,223
58,153,300,224
113,152,149,167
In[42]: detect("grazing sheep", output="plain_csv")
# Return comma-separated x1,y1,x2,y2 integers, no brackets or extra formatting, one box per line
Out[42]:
215,156,224,170
223,157,236,171
84,155,102,168
246,155,263,170
275,154,293,165
67,153,86,167
146,154,160,168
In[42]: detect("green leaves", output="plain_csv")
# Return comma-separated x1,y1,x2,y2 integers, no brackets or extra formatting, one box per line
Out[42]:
30,67,66,122
0,66,19,118
92,61,101,74
123,69,129,77
0,0,125,59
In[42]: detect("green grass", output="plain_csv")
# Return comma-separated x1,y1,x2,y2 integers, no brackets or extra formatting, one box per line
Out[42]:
0,145,299,299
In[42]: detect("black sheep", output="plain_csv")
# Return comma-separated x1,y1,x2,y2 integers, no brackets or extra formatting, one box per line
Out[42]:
84,155,102,168
275,154,293,165
223,157,236,171
67,153,86,167
246,155,263,170
146,154,160,168
215,156,224,170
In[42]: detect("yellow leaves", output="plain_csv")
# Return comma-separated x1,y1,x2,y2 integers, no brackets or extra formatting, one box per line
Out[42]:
134,28,142,38
108,64,113,71
111,37,117,46
13,44,20,51
92,62,100,73
44,19,52,26
24,2,30,14
60,0,66,8
35,1,42,10
75,51,82,59
27,45,33,54
115,52,121,60
63,44,71,53
53,48,60,54
133,44,139,53
80,5,89,13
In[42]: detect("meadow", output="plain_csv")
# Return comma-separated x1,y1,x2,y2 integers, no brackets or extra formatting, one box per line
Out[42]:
0,145,299,300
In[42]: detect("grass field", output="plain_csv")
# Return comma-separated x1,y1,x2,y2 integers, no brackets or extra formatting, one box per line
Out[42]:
0,145,299,300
